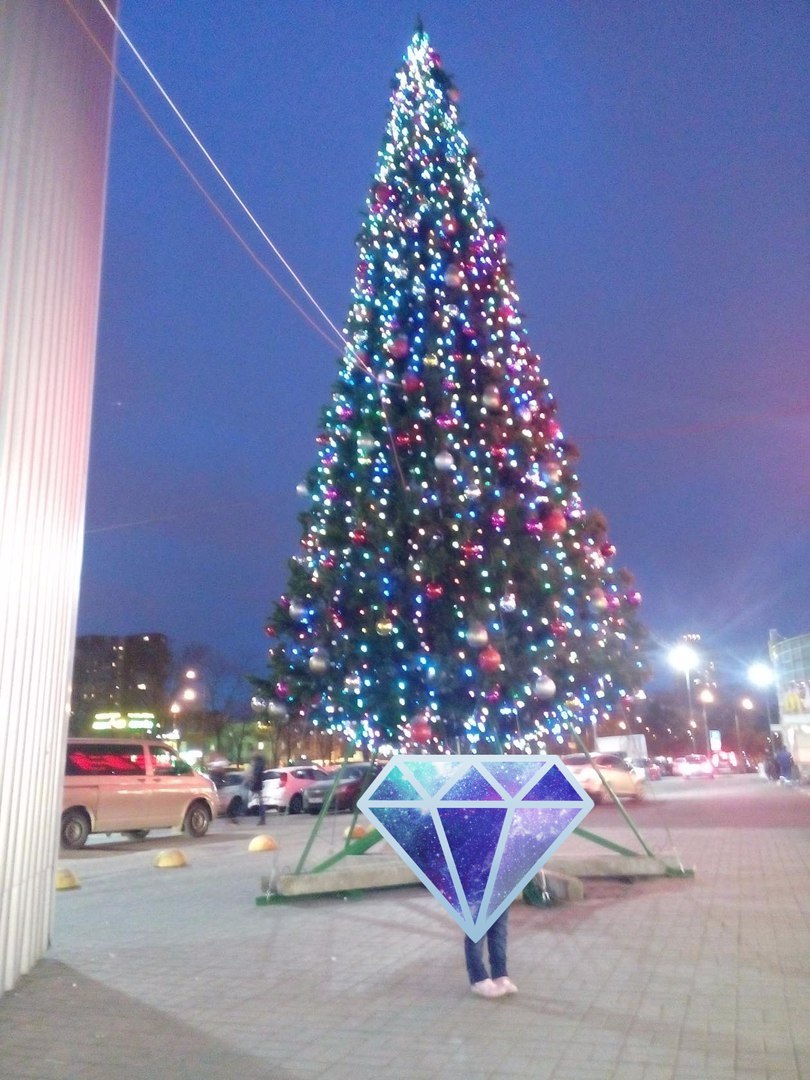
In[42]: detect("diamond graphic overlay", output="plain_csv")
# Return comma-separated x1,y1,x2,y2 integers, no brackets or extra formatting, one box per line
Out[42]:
357,756,594,940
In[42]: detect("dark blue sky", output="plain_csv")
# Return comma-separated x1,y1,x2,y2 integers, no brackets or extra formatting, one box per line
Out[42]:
79,1,809,685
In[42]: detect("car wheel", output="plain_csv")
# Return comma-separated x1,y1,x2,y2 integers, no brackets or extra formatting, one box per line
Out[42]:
288,793,303,815
123,830,150,841
61,808,90,849
229,795,244,816
184,801,212,838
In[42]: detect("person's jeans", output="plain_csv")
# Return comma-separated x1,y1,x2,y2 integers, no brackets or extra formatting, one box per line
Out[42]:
464,910,509,984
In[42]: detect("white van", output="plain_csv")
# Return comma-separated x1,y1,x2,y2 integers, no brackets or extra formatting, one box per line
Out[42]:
61,737,218,848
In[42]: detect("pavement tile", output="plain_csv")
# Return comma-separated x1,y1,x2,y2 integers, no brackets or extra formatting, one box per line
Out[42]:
1,779,808,1080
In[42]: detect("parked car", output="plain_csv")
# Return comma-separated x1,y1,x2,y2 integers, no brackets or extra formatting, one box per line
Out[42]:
302,762,382,814
711,750,739,774
632,757,662,781
259,765,330,814
210,769,251,816
561,753,646,803
62,737,217,848
654,756,675,777
673,754,715,779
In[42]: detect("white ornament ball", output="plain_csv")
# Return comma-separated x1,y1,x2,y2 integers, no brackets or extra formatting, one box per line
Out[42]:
533,674,557,700
500,592,517,614
309,649,329,675
466,623,489,649
296,482,309,498
435,451,455,472
288,600,306,621
482,385,501,410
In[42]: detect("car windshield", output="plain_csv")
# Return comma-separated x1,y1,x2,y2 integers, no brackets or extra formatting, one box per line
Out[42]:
338,765,368,779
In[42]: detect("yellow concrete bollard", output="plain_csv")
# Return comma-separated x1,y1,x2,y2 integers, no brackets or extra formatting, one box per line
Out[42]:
153,848,188,869
55,868,80,890
344,823,368,840
248,834,278,852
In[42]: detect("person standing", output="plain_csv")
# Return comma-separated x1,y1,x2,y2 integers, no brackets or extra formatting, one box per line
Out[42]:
775,745,795,782
464,909,518,998
250,751,267,825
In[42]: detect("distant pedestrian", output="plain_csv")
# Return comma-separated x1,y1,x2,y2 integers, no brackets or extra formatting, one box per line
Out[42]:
775,746,795,782
251,751,267,825
464,909,517,999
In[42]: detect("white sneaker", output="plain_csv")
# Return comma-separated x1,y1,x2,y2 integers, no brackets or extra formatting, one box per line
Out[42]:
493,976,518,994
470,978,506,999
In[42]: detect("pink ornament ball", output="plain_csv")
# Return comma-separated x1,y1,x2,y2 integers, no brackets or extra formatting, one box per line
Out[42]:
389,336,409,360
410,715,432,743
479,645,502,673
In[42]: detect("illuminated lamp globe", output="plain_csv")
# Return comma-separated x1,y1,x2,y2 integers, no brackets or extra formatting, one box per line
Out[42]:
748,662,775,688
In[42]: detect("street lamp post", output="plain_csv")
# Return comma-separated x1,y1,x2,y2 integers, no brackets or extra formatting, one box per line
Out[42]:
736,696,755,756
669,642,699,749
748,662,775,727
698,687,714,757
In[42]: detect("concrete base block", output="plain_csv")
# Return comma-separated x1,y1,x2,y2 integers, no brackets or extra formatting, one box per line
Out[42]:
276,858,417,897
272,851,692,900
529,868,585,902
547,853,692,878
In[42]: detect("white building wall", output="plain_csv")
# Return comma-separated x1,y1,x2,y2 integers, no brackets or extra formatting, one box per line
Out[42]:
0,0,116,992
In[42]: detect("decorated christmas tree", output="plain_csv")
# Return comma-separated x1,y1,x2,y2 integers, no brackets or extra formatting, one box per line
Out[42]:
258,26,647,756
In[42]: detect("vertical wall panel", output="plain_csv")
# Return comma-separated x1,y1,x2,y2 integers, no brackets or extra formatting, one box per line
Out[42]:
0,0,117,992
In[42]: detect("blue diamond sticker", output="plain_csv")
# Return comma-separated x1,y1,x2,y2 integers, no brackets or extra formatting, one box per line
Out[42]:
358,756,594,940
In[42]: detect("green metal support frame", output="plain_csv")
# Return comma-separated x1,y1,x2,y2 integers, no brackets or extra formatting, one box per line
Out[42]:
256,745,693,905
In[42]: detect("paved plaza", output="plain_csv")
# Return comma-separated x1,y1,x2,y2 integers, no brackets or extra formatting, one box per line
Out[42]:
1,777,808,1079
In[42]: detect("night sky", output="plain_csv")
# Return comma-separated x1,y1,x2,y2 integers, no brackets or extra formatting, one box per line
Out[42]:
78,1,809,687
